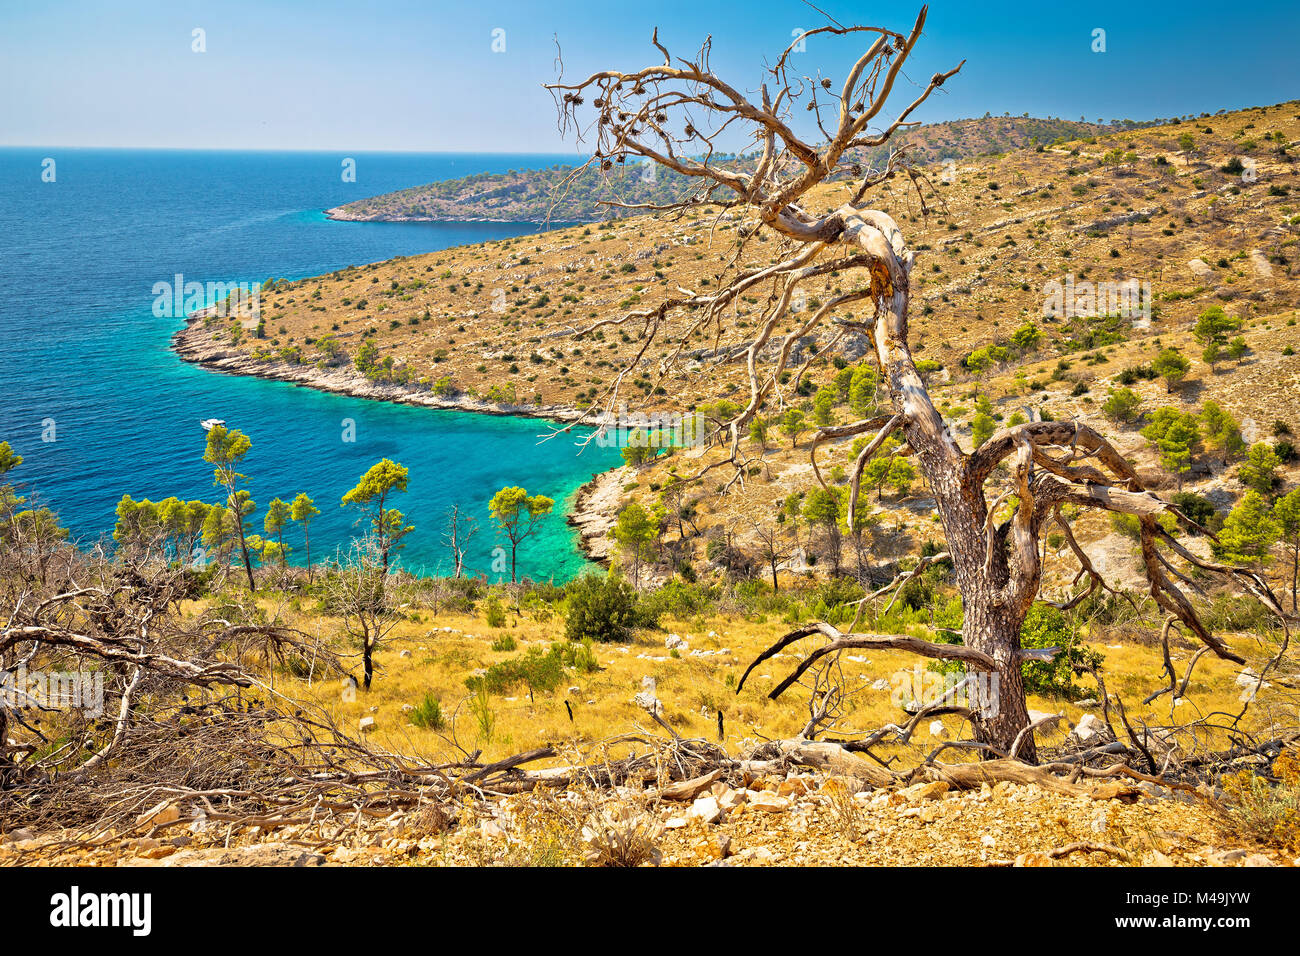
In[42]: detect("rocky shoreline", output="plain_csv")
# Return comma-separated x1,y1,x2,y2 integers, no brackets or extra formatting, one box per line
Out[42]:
565,464,628,567
323,206,600,226
170,317,625,564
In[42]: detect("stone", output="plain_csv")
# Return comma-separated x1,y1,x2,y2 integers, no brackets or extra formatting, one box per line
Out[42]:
665,634,688,651
687,795,722,825
2,828,36,844
718,788,747,812
694,833,732,860
1208,848,1248,865
900,781,949,803
398,649,412,659
748,791,791,813
777,776,814,797
929,719,948,739
135,800,181,832
1072,713,1105,743
159,844,325,867
358,716,377,733
1235,668,1258,687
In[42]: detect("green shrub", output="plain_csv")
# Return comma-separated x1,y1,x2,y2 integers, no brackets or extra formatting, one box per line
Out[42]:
637,577,713,621
1171,491,1221,532
564,573,642,643
410,692,446,730
1018,604,1104,699
468,645,566,700
484,596,507,628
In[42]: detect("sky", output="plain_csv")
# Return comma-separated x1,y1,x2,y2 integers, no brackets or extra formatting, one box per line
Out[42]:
1,0,1297,152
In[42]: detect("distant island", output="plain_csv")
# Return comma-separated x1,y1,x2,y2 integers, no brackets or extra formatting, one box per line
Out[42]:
326,115,1118,223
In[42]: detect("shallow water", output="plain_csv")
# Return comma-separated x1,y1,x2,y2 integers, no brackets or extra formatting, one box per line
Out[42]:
0,147,621,580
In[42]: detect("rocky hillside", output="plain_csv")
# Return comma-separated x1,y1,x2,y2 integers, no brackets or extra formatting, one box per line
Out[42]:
178,100,1300,593
325,115,1113,223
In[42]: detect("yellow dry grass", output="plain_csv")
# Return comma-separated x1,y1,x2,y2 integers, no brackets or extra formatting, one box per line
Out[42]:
261,600,1290,768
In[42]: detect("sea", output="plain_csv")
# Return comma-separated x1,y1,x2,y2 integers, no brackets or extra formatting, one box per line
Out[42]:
0,147,622,581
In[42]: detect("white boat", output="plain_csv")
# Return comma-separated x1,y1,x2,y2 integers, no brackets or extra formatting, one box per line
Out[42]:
200,418,226,431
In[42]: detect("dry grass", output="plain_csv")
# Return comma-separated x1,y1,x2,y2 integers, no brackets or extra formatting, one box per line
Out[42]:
261,597,1287,768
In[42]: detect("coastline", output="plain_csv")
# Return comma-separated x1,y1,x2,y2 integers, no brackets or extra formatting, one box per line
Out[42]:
323,206,602,226
171,316,625,566
171,316,597,426
565,464,628,568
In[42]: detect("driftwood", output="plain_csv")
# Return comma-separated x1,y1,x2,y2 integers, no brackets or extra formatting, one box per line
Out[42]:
914,758,1140,800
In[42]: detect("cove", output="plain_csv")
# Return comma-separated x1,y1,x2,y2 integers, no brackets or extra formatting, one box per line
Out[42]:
0,147,621,581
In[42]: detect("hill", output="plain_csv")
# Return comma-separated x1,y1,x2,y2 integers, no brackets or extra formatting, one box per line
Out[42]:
176,98,1300,595
325,115,1114,223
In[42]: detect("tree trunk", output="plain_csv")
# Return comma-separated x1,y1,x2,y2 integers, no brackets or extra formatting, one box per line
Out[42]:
1291,544,1298,613
363,636,374,690
962,599,1035,762
237,531,256,592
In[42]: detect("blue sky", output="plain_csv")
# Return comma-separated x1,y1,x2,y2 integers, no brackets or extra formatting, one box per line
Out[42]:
2,0,1296,151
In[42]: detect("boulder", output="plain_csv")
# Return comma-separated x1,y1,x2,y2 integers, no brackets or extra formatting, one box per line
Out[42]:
358,716,377,733
135,800,181,832
748,791,791,813
899,781,949,803
718,788,747,812
1072,713,1105,743
687,795,722,825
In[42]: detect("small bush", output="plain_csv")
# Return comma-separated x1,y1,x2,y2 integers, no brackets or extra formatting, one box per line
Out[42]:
1219,751,1300,849
564,573,641,643
410,692,446,730
580,801,663,867
484,596,507,628
1019,604,1104,700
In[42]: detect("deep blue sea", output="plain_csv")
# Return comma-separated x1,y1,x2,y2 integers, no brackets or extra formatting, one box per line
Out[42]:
0,148,621,581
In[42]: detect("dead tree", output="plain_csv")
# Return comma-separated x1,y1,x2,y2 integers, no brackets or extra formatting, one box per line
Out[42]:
441,504,478,578
322,536,401,690
548,6,1294,761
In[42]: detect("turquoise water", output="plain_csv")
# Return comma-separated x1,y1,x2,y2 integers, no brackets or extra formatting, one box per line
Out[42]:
0,148,621,580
